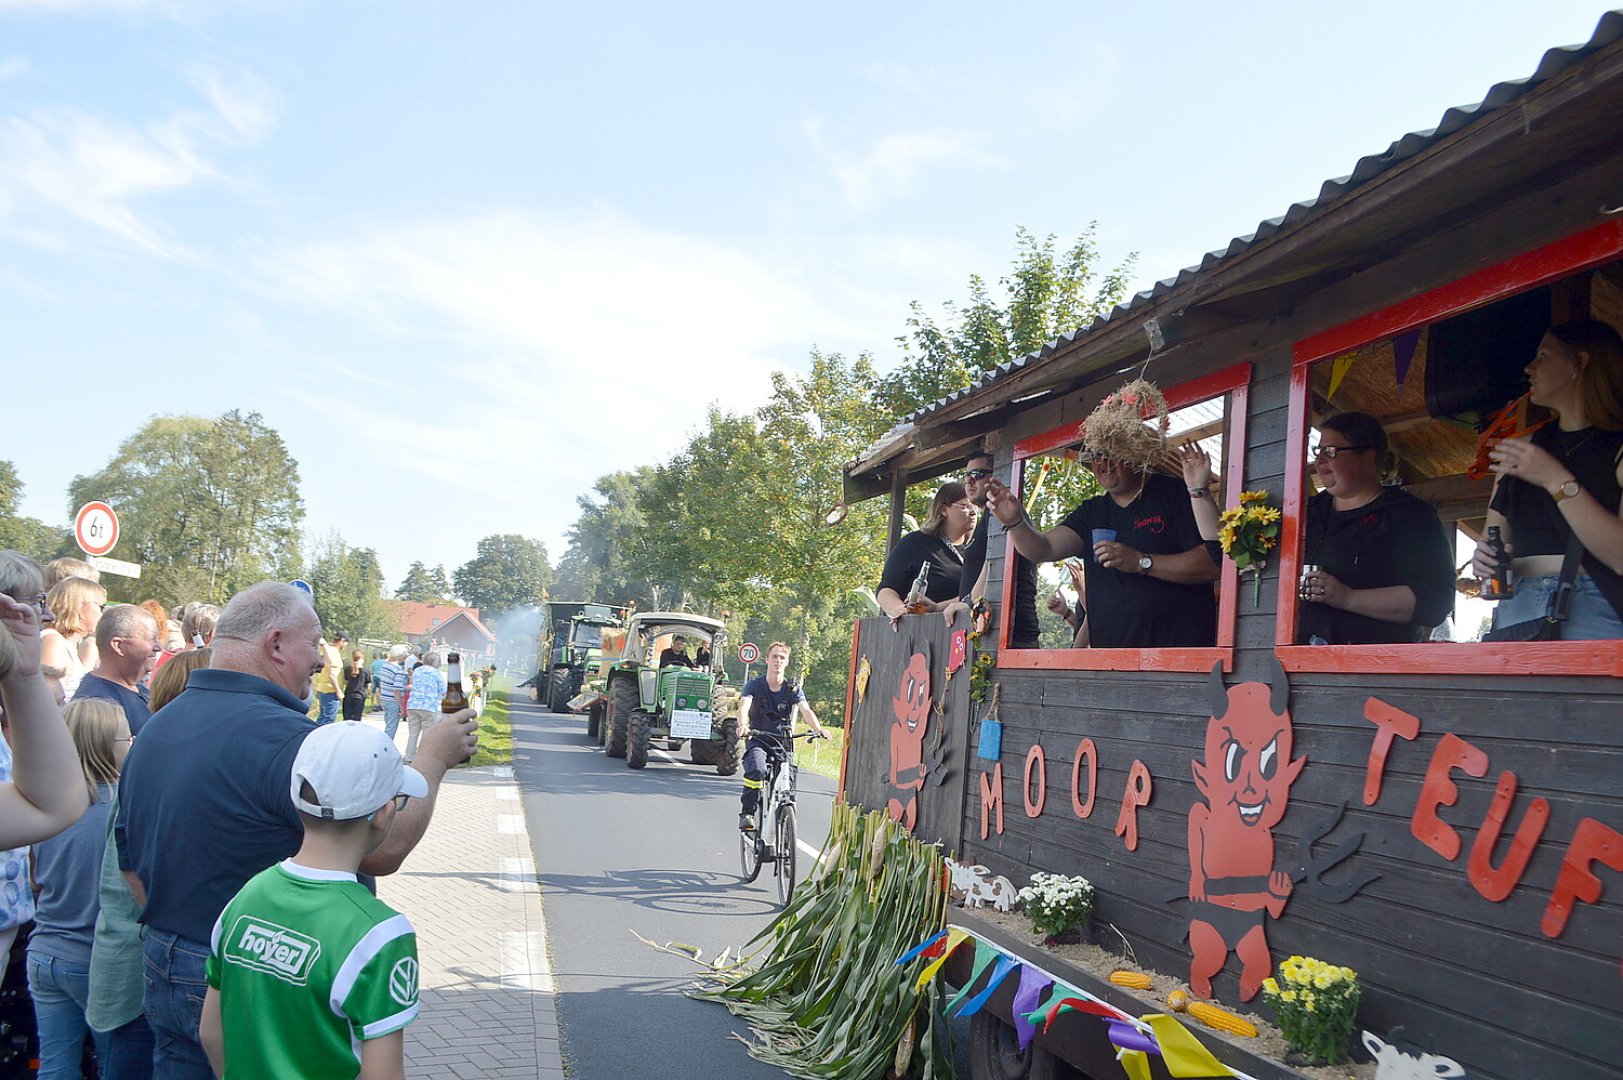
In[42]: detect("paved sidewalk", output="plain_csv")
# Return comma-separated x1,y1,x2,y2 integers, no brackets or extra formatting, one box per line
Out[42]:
364,713,566,1078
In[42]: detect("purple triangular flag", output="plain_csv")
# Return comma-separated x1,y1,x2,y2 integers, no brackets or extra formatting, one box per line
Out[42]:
1011,965,1052,1052
1393,328,1420,396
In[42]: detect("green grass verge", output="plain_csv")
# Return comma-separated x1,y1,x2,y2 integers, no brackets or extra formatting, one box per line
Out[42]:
466,678,514,768
796,725,846,782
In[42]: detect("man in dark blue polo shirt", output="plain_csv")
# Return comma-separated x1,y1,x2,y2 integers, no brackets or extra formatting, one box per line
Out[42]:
72,604,158,735
116,582,479,1080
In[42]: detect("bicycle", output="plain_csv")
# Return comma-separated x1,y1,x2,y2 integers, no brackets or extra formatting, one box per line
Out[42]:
739,729,823,907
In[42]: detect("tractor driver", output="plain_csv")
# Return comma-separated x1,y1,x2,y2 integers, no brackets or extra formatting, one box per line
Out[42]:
738,641,827,831
658,633,698,669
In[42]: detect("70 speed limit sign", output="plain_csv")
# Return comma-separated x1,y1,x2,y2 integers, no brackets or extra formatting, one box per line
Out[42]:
738,642,760,664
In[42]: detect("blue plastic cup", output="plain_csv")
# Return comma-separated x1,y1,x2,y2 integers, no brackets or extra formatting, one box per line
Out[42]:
1091,528,1117,547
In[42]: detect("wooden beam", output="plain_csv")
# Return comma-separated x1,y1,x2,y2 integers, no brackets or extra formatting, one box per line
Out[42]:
886,469,907,549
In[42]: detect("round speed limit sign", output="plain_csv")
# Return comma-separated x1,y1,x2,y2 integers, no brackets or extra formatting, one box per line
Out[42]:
738,642,760,664
73,502,120,557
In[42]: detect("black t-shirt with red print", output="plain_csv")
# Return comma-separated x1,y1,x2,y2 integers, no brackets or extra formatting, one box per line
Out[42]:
1059,471,1217,648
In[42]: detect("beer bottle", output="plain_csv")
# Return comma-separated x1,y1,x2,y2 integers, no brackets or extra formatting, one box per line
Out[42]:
905,562,933,613
441,651,470,713
1481,526,1515,600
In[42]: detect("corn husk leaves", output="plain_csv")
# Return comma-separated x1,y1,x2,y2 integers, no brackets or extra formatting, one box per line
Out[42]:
694,804,955,1079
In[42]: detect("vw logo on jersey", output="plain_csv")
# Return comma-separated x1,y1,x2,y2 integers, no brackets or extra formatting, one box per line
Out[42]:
389,957,419,1005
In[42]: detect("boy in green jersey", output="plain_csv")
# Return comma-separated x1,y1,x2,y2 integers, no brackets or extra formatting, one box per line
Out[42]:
201,722,428,1079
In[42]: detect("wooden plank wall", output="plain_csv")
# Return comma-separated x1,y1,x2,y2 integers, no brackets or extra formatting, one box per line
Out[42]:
842,615,974,854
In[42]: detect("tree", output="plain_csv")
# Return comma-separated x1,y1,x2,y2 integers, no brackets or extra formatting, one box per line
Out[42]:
67,411,304,605
553,470,662,606
453,535,552,616
306,532,398,643
877,225,1137,418
396,561,456,604
0,460,65,560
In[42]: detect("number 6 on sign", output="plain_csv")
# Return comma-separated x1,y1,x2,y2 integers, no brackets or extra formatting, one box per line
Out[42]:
73,502,120,557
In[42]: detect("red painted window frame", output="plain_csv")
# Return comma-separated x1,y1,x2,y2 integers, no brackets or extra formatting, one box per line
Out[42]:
997,361,1251,673
1277,218,1623,677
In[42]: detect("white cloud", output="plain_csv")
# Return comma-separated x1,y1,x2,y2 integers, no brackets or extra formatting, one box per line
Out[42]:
0,64,274,256
804,118,1002,211
0,56,29,80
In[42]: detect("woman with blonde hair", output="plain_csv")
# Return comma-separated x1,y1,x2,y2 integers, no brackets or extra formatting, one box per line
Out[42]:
875,482,979,624
147,647,210,715
28,698,128,1078
41,576,106,699
341,647,370,722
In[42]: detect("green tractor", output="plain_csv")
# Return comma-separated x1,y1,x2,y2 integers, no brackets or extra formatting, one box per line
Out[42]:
597,612,741,774
530,602,628,714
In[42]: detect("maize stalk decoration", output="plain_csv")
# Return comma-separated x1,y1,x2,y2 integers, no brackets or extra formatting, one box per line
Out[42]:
695,803,955,1079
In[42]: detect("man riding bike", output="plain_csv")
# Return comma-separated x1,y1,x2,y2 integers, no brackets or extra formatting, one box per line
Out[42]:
738,641,827,831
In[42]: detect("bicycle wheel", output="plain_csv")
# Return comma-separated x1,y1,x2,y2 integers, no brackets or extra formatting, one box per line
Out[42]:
775,805,797,907
740,804,764,883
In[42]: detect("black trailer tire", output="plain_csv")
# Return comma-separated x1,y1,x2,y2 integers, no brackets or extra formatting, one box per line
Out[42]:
628,710,653,769
968,1012,1077,1080
716,717,741,776
689,738,718,766
548,668,572,713
586,703,603,741
606,678,635,758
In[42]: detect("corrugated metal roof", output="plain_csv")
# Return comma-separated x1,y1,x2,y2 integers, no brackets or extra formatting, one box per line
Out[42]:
902,10,1623,425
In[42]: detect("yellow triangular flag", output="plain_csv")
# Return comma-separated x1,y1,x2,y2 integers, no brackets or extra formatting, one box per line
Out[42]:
1144,1014,1237,1078
1118,1048,1152,1080
914,927,970,990
1327,352,1356,400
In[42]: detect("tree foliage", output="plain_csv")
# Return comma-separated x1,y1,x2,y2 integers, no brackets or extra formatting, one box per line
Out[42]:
306,531,399,643
67,411,304,605
395,561,456,604
0,460,65,561
453,534,552,617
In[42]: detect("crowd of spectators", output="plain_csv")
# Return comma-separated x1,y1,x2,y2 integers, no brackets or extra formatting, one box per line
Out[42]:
0,559,481,1079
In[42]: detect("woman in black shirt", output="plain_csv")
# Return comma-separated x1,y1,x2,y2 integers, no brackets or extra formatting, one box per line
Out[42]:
876,483,977,624
1474,320,1623,639
1299,412,1455,644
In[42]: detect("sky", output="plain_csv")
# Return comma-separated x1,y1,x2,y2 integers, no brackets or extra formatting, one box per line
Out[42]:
1,0,1615,592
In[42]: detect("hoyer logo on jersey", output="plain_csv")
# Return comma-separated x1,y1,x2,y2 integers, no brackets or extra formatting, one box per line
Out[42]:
225,917,322,985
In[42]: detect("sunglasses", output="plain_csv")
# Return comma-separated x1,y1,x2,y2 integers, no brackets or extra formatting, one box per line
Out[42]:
1312,444,1370,461
965,468,994,480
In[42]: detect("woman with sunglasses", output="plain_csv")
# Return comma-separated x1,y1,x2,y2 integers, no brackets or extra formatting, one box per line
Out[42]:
1299,412,1455,644
876,482,978,626
1472,319,1623,639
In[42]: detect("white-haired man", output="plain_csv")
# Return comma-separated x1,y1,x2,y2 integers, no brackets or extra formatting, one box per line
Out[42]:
116,582,478,1079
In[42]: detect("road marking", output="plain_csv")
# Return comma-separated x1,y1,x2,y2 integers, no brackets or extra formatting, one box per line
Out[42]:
499,856,537,892
491,765,515,780
497,814,525,834
494,785,519,801
653,747,679,765
500,931,553,993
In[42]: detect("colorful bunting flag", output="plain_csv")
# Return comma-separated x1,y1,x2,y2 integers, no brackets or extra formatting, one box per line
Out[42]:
894,929,948,966
1392,329,1420,395
1117,1049,1152,1080
1328,352,1357,399
912,927,968,990
951,955,1019,1018
1144,1013,1238,1078
1010,965,1051,1051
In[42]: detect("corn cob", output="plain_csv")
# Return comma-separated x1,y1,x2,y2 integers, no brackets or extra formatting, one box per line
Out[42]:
1186,1000,1258,1037
1108,969,1152,990
1166,987,1189,1012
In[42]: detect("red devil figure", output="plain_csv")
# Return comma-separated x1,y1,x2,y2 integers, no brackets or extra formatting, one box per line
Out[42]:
887,651,931,830
1187,659,1306,1001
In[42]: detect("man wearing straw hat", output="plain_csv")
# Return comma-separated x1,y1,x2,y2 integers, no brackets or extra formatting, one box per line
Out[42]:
984,380,1219,648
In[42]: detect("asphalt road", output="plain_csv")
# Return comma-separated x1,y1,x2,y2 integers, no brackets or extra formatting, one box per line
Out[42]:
510,695,837,1080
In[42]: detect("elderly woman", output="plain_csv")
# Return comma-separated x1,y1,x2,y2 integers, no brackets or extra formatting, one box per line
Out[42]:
41,576,105,699
875,482,978,625
1473,319,1623,639
403,649,446,763
377,644,410,741
1299,411,1456,644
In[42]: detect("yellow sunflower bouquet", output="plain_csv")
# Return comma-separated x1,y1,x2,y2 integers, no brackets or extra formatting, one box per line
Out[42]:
1218,490,1281,606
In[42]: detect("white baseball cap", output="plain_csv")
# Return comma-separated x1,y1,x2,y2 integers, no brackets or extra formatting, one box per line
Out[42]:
291,723,428,821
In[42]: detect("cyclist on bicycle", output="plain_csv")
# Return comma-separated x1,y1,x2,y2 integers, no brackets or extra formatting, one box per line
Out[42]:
738,641,827,831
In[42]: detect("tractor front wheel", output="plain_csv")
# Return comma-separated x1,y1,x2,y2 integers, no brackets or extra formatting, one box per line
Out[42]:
606,678,635,758
548,668,572,713
715,716,741,777
586,702,603,741
628,710,653,769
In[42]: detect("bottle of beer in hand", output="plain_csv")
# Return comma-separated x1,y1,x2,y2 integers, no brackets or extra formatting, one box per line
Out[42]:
441,652,470,713
1481,526,1515,600
904,562,933,614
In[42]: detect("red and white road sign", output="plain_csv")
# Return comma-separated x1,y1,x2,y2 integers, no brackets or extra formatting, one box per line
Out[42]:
738,642,760,664
74,502,120,557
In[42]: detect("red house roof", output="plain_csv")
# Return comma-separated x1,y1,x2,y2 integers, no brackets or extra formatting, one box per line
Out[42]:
389,601,486,638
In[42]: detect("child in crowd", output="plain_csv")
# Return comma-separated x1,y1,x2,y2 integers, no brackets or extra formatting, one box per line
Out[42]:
26,698,127,1079
200,723,427,1079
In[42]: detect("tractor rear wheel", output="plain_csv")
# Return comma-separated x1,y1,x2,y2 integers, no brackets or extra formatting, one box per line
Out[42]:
548,668,572,713
715,716,741,777
606,678,635,758
628,710,653,769
689,737,718,766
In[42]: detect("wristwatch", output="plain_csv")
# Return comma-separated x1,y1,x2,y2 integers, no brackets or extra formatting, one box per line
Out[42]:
1138,555,1154,574
1552,479,1581,503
